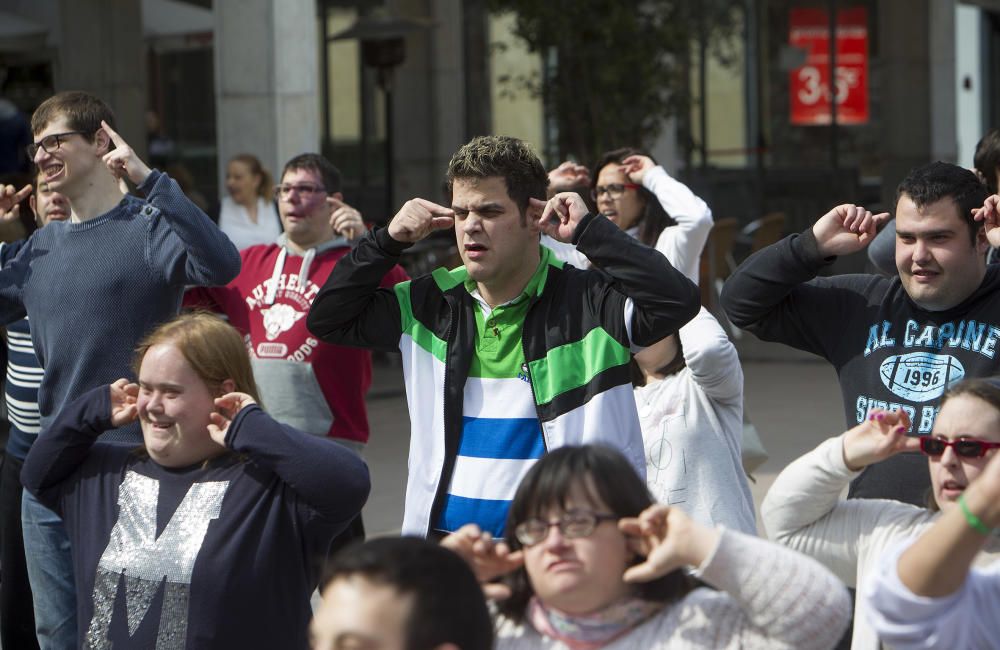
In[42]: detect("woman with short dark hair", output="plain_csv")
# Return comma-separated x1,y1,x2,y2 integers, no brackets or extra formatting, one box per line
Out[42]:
444,444,850,649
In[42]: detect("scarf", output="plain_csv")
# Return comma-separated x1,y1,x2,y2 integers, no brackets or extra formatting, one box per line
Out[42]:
527,596,663,649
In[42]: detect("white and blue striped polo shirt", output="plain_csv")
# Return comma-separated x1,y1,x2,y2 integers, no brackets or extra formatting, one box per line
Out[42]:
436,265,546,536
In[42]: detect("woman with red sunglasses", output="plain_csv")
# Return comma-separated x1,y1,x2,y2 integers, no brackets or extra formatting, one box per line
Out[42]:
761,377,1000,650
864,397,1000,649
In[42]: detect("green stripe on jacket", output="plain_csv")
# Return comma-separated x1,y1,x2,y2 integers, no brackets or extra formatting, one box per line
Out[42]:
528,327,631,405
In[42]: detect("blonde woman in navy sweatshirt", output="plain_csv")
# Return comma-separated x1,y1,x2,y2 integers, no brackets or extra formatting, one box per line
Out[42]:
21,312,370,649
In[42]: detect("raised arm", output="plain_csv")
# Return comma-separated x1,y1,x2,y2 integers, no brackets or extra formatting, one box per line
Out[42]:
677,307,741,403
863,534,1000,650
539,193,700,347
308,198,453,351
211,394,370,527
761,410,921,585
891,441,1000,596
720,205,888,356
623,156,713,284
21,380,136,513
97,121,241,287
619,504,851,649
141,170,241,286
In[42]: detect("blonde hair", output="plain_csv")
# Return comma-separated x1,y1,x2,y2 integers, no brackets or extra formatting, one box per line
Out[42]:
133,312,261,404
229,154,274,202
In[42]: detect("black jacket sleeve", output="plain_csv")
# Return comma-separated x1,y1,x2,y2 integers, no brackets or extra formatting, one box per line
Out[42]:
306,227,406,352
225,405,371,526
21,385,112,513
574,213,701,347
720,230,879,357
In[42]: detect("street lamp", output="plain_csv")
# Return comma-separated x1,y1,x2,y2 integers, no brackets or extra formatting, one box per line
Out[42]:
330,9,431,222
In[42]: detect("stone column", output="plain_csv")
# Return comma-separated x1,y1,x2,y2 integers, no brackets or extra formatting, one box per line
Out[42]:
388,0,467,205
56,0,146,157
213,0,320,189
878,0,930,207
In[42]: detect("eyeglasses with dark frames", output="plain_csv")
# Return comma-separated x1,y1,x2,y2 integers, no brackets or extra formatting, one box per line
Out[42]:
514,509,618,547
273,183,327,199
591,183,641,201
918,435,1000,459
26,131,91,159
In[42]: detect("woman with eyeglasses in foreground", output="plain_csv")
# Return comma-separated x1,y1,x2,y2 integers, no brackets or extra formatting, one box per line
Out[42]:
761,377,1000,650
863,396,1000,649
443,445,850,649
20,312,370,649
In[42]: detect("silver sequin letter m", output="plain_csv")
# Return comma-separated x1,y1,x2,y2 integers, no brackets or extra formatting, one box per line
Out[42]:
84,471,229,649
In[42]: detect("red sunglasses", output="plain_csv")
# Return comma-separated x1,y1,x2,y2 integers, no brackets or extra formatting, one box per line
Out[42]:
918,435,1000,459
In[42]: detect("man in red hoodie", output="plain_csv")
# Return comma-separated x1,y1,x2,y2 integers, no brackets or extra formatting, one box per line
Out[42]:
187,154,407,539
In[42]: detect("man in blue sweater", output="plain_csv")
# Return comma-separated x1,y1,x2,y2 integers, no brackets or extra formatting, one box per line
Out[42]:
0,172,68,650
0,91,240,648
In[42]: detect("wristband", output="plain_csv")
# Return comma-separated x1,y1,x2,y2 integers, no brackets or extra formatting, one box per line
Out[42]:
958,494,993,536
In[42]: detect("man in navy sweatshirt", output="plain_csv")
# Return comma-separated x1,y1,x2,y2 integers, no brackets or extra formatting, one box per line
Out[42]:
722,162,999,507
0,91,240,648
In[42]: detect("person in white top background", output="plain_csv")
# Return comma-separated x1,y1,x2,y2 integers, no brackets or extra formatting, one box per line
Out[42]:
544,149,755,534
216,153,282,250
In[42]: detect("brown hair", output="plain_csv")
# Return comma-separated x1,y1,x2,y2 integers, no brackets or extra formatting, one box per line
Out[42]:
925,377,1000,511
281,153,342,195
896,161,989,246
591,147,676,247
229,154,274,202
974,129,1000,195
31,91,115,153
446,135,548,225
132,311,261,404
497,445,700,622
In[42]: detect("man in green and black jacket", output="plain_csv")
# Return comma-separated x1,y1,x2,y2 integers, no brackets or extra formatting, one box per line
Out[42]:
307,135,699,537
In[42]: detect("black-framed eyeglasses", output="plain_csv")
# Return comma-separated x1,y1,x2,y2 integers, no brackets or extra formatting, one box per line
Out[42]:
514,509,618,547
590,183,641,201
26,131,90,159
919,435,1000,459
274,183,327,199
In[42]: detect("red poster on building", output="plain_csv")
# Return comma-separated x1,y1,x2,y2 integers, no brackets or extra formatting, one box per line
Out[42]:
789,7,869,125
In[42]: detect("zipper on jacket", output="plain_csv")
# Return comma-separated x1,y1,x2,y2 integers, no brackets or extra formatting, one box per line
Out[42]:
522,302,550,453
426,295,458,537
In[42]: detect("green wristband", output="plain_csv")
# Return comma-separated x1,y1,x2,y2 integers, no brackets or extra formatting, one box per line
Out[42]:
958,494,993,536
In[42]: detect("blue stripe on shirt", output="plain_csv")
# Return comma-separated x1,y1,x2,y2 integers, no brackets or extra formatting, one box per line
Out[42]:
458,417,545,459
436,494,512,538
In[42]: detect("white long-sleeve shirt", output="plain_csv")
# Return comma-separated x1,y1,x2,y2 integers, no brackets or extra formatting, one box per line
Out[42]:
761,437,1000,649
863,537,1000,650
635,307,755,533
545,167,749,531
496,528,851,649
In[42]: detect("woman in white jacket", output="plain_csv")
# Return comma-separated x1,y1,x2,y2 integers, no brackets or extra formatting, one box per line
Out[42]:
543,149,712,285
545,151,753,533
761,377,1000,649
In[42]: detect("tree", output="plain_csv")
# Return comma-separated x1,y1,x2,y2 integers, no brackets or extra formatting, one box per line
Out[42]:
488,0,741,164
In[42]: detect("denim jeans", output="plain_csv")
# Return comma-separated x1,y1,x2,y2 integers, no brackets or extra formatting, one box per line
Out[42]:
22,490,76,650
